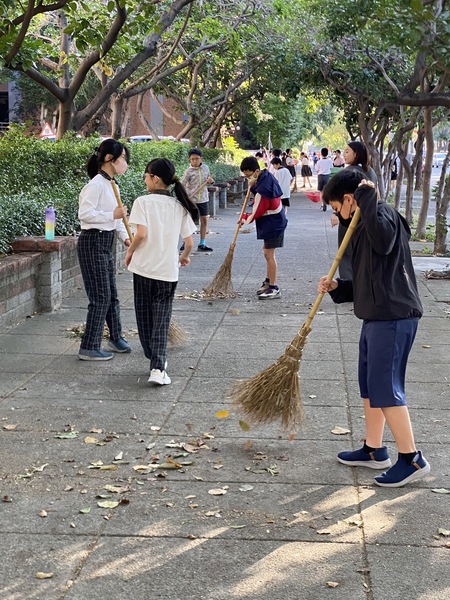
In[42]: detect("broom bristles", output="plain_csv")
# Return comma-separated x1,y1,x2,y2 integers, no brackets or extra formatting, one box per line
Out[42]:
168,319,188,347
230,324,311,433
203,244,236,298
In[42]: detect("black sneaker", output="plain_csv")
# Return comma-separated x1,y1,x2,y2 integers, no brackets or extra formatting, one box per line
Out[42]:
197,244,213,252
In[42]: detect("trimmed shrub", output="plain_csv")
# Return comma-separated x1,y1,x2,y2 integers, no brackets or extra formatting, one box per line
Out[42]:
0,128,243,254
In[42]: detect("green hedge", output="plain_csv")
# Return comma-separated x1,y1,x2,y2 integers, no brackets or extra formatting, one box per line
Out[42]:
0,127,243,254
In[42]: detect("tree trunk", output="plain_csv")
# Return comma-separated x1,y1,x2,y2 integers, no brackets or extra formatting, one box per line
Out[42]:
398,138,414,224
56,96,73,138
414,132,424,191
434,140,450,254
393,160,403,211
110,94,124,139
415,107,433,238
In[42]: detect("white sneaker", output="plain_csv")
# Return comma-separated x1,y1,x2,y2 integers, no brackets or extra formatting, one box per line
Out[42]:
148,369,171,385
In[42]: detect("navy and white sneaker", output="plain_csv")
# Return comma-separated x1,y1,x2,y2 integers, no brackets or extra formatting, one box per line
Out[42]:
78,349,113,361
337,446,392,469
258,286,281,300
108,337,131,353
257,280,270,295
374,451,430,487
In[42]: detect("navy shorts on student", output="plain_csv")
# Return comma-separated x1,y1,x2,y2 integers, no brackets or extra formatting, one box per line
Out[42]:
358,318,419,408
317,174,330,191
197,202,209,217
264,233,284,249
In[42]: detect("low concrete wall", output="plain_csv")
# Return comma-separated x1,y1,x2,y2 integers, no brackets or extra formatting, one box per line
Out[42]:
0,235,125,327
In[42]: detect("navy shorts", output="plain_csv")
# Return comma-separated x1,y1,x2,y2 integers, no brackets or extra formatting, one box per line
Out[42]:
197,202,209,217
358,318,419,408
263,233,284,249
317,174,330,191
281,197,290,207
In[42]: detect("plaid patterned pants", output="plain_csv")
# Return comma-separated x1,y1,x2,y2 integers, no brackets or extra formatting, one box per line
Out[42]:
77,230,122,350
133,274,177,371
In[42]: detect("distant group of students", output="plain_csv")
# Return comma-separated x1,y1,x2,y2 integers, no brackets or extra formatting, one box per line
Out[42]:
75,137,430,489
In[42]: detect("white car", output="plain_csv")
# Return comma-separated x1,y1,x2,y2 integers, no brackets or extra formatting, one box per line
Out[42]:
432,152,447,168
128,135,153,143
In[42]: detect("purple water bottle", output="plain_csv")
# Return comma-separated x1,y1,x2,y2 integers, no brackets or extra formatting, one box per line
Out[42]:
45,207,55,241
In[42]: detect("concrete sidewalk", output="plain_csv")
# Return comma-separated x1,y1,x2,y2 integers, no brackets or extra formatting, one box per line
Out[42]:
1,192,450,600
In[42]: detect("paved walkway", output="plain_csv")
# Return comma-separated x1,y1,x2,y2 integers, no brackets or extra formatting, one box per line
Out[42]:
1,192,450,600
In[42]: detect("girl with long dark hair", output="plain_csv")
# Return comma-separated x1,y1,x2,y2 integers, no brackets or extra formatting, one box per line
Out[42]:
331,141,378,279
77,138,131,361
125,158,198,385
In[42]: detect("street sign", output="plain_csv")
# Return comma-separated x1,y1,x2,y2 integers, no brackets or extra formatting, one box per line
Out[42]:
40,122,55,138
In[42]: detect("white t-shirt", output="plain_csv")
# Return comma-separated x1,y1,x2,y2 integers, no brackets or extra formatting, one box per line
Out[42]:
274,167,292,199
78,174,128,241
315,157,333,175
128,192,197,282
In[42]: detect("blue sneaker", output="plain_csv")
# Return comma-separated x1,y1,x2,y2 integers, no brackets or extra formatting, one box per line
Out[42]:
78,349,113,361
337,446,392,470
374,451,430,488
108,337,131,353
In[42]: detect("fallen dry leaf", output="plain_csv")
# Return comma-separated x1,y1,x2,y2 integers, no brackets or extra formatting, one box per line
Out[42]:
432,488,450,494
38,510,47,518
438,528,450,537
35,572,53,579
239,484,254,492
97,501,120,509
54,431,78,439
104,485,128,494
2,424,17,431
331,426,351,435
326,581,339,588
208,488,227,496
239,420,250,432
215,410,229,419
2,495,12,502
84,436,99,444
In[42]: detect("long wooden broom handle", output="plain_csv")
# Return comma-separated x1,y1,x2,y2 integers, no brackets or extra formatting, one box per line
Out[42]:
303,207,361,331
190,179,209,200
230,184,253,247
111,180,134,242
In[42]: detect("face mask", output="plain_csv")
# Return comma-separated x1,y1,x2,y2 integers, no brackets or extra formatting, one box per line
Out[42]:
113,159,128,176
337,212,355,228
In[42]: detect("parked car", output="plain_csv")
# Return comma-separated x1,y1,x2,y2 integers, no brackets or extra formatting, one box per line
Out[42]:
432,152,447,168
128,135,153,143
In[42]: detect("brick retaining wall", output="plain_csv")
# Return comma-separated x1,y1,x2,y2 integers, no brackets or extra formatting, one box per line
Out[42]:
0,236,125,328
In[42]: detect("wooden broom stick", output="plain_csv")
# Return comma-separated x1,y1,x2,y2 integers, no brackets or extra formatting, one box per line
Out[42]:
229,206,361,434
202,184,253,298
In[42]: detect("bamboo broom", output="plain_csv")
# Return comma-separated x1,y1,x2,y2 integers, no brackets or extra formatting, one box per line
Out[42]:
110,180,188,347
230,207,361,434
203,184,253,298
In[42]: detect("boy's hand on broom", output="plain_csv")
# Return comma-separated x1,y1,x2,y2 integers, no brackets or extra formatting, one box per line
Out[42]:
318,276,338,294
